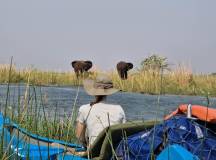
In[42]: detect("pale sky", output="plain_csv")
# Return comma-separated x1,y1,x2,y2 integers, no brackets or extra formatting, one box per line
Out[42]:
0,0,215,73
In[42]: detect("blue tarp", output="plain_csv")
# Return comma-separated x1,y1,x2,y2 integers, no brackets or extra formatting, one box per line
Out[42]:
115,116,216,160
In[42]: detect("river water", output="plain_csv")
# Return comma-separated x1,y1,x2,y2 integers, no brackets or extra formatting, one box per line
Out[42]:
0,84,216,121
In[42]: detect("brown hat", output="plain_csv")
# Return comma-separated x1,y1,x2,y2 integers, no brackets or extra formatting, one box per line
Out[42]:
83,74,118,96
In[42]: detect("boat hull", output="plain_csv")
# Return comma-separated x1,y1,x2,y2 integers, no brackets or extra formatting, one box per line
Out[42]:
0,113,87,160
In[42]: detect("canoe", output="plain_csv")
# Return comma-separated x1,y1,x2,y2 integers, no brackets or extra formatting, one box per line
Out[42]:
4,104,213,160
165,104,216,123
0,112,157,159
0,112,87,160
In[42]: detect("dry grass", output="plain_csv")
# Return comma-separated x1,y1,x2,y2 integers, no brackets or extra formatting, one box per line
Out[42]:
112,64,216,96
0,64,216,96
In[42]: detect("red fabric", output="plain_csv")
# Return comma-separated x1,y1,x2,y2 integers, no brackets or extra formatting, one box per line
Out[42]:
164,104,216,123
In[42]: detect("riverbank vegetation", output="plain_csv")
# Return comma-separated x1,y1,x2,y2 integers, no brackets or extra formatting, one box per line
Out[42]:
0,63,216,96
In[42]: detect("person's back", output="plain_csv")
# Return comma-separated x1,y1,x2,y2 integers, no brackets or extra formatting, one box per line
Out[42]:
75,74,126,146
77,102,126,145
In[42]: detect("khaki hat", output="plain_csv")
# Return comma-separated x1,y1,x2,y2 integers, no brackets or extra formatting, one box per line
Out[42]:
83,74,119,96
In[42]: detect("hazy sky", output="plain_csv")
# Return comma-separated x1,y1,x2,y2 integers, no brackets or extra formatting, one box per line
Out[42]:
0,0,215,73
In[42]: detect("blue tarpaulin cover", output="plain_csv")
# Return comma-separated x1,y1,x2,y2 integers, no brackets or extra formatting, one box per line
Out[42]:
115,116,216,160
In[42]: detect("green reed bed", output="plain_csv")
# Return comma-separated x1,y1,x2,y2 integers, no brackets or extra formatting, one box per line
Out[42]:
112,66,216,96
1,64,216,96
0,65,80,86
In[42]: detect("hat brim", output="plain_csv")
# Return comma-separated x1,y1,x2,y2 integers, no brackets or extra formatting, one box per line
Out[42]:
83,80,119,96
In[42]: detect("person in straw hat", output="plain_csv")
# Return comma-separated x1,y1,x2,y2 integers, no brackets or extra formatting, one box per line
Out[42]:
75,74,126,147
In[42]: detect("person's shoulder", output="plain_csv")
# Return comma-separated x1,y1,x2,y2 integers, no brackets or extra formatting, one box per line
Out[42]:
79,104,91,111
107,103,123,110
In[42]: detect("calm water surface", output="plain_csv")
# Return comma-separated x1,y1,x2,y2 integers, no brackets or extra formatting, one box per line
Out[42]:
0,84,216,121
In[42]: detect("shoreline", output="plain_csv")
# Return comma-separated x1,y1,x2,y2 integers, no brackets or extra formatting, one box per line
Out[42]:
0,82,215,98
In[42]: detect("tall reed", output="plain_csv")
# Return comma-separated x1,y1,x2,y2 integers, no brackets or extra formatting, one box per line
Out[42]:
0,69,80,159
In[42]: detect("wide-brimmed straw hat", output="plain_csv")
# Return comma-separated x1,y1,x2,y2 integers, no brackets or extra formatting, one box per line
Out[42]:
83,74,119,96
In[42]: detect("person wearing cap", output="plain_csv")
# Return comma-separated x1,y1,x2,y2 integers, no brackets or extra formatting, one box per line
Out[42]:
75,74,126,147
